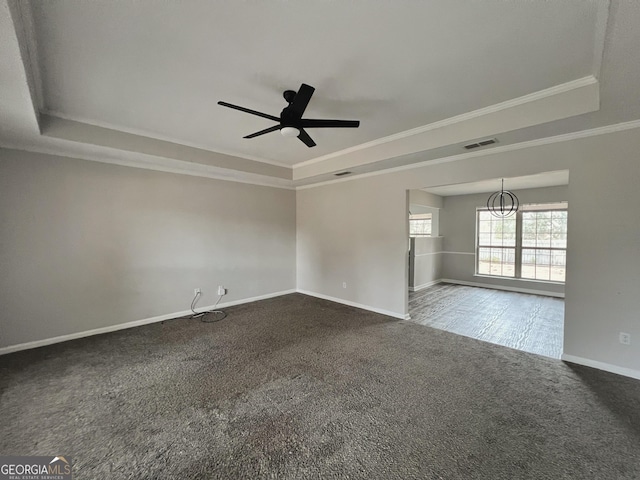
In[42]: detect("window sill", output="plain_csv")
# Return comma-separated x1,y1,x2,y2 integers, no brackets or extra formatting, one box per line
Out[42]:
473,274,565,286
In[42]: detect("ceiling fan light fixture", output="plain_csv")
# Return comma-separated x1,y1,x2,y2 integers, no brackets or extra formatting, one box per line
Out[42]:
280,126,300,138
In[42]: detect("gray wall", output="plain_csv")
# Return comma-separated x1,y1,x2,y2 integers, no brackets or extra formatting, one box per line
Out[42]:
409,236,443,290
297,178,407,317
0,148,296,348
440,185,568,296
3,127,640,376
408,189,443,289
296,127,640,374
409,190,443,209
565,141,640,371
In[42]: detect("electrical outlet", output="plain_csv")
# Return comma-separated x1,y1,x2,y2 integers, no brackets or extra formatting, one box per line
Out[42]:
342,282,347,289
194,288,201,296
619,332,631,345
217,285,226,296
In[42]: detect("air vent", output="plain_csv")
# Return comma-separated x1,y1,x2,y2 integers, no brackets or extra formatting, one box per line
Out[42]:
464,138,497,150
334,171,352,176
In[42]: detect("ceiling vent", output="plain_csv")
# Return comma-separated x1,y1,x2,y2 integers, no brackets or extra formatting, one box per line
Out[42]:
464,138,498,150
334,171,352,176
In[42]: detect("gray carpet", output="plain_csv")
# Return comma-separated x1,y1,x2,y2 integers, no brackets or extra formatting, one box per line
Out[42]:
1,293,639,479
409,283,564,359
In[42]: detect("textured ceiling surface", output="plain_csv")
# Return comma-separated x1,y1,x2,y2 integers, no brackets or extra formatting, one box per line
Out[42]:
31,0,603,166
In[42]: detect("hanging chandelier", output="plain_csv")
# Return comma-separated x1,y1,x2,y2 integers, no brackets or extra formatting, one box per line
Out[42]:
487,179,519,218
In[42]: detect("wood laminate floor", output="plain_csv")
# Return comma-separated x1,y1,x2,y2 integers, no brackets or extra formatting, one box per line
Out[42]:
409,283,564,359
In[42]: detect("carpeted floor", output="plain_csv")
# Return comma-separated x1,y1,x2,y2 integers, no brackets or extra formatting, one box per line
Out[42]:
1,293,639,479
409,283,564,359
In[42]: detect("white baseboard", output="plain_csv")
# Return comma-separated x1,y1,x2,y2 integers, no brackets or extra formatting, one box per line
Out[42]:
209,289,296,310
408,279,443,292
297,289,407,320
561,354,640,381
0,289,296,356
441,278,564,298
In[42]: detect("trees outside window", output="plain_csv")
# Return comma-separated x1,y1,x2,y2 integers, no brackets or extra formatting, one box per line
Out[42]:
410,213,432,237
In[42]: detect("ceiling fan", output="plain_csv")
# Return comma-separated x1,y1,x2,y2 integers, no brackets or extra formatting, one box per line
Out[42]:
218,83,360,147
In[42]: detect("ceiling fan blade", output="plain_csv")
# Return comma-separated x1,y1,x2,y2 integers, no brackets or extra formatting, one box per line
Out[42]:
217,101,280,122
243,125,281,139
289,84,315,118
299,119,360,128
297,128,316,148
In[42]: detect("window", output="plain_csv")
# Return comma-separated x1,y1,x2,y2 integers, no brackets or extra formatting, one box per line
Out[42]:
521,208,567,282
477,211,516,277
476,203,567,282
410,213,432,237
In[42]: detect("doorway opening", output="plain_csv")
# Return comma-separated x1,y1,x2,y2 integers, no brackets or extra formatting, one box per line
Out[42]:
406,171,568,359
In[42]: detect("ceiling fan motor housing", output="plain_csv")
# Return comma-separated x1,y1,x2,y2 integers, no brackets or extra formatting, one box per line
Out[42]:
283,90,297,104
281,106,299,127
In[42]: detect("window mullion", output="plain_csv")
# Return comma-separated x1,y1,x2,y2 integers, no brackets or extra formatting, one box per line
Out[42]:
515,210,523,278
476,210,480,274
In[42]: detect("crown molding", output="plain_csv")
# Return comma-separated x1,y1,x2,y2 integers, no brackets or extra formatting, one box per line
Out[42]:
6,0,43,123
0,142,296,190
7,117,638,193
295,118,640,190
293,76,598,170
41,109,292,169
591,0,610,81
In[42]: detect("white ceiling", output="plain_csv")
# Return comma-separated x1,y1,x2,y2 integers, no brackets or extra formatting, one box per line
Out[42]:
30,1,603,166
2,1,640,188
423,171,569,197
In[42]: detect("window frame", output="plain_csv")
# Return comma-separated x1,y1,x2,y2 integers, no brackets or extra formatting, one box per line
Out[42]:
475,203,568,283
